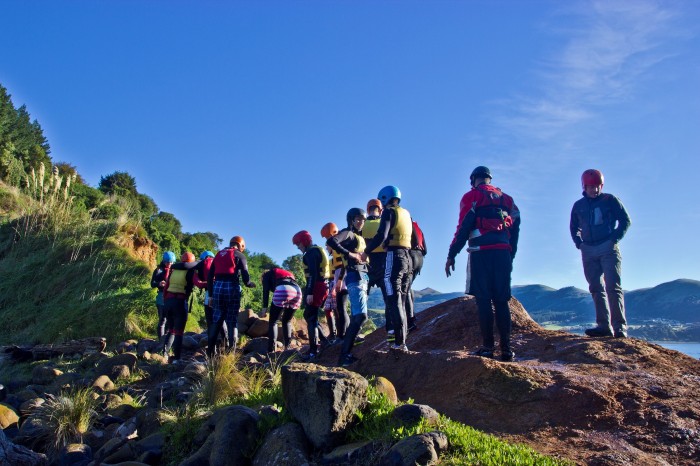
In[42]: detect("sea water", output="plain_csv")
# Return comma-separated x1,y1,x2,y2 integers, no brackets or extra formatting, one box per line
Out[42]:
654,341,700,359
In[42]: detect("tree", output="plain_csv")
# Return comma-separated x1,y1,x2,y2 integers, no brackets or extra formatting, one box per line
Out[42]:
148,211,182,239
283,254,306,289
181,232,221,255
98,171,138,197
137,193,158,219
54,162,85,185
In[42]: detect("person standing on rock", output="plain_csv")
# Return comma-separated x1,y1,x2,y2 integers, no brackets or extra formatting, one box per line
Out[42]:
207,236,256,357
445,166,520,361
364,186,414,354
327,208,370,367
362,198,392,343
406,219,427,332
321,222,343,340
151,251,175,339
292,230,332,360
162,252,198,363
570,169,631,338
260,267,303,353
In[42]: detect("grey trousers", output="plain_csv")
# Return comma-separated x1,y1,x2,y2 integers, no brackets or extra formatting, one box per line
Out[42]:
580,240,626,331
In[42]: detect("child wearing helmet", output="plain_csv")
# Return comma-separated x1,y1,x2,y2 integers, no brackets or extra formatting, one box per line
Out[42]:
321,222,346,341
151,251,175,339
362,199,391,341
207,236,256,357
327,208,370,366
162,252,199,363
364,186,414,354
292,230,332,359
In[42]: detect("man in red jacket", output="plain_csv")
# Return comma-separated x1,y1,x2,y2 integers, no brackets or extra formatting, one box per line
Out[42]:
445,166,520,361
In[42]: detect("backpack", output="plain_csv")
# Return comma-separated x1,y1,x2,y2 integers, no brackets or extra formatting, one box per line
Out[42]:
212,248,237,275
411,221,426,254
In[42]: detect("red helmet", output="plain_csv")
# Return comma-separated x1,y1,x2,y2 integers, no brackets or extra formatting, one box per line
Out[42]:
320,222,338,239
366,198,382,212
292,230,313,248
230,235,246,251
581,169,604,188
181,252,196,263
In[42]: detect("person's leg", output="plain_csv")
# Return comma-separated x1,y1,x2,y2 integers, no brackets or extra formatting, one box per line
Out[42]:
170,300,188,361
281,307,296,349
602,243,626,335
162,299,176,355
336,291,349,339
339,277,368,364
476,297,495,350
324,307,337,340
267,304,283,352
207,281,226,358
157,303,167,339
304,304,320,355
392,249,411,347
226,285,242,352
582,244,612,333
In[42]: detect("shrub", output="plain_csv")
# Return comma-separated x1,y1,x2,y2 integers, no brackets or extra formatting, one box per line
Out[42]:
32,388,97,457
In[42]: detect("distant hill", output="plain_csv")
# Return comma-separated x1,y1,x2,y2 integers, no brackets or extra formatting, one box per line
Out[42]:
369,279,700,325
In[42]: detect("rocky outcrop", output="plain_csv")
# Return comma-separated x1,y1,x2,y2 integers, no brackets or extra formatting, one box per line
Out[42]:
0,429,47,466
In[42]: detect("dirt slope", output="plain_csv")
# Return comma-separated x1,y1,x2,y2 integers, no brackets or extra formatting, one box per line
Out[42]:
314,297,700,465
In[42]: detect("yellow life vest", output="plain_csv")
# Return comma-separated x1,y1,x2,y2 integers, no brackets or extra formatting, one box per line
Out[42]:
166,268,188,295
304,245,331,280
331,249,345,271
362,218,386,253
387,206,412,248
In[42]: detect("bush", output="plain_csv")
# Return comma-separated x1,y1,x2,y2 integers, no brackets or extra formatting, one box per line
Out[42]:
95,203,121,220
33,388,97,457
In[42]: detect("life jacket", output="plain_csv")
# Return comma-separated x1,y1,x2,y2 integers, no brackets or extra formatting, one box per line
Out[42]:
411,221,426,253
164,262,196,297
387,206,412,248
213,248,236,276
330,249,345,271
362,217,385,253
472,184,513,237
272,267,295,283
304,245,331,280
199,256,213,281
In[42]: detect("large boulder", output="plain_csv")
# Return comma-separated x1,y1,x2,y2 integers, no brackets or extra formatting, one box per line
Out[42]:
0,403,19,429
31,366,63,385
181,405,260,466
252,422,309,466
373,377,398,405
57,443,92,466
0,428,48,466
380,431,449,466
246,317,270,338
282,363,368,450
391,404,440,427
322,440,381,465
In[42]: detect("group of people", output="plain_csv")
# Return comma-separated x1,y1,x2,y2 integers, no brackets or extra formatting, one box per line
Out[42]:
151,166,631,365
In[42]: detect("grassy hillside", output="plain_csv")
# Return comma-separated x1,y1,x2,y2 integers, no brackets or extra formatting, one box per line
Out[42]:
0,181,204,345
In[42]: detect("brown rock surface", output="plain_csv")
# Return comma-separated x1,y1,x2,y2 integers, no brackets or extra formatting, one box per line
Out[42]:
321,296,700,465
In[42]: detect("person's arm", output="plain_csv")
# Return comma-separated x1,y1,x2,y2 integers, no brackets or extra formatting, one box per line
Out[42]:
446,192,476,277
207,261,216,296
570,203,582,248
304,248,320,295
364,209,392,253
192,261,207,289
236,251,255,287
150,267,161,288
611,196,631,243
508,201,521,259
185,268,196,296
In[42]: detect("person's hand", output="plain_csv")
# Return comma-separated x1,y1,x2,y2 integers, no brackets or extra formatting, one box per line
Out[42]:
445,257,455,277
349,252,362,263
359,252,369,263
335,280,343,293
260,307,268,318
306,295,314,305
159,280,166,287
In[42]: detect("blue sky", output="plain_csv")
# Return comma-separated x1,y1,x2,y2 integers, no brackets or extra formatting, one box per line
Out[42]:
2,0,699,292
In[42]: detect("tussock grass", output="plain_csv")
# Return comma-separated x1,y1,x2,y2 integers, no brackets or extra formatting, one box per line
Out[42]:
197,352,248,406
33,388,97,457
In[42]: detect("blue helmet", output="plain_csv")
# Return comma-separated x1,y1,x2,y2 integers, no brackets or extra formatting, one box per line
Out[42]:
163,251,176,263
377,185,401,206
200,250,215,260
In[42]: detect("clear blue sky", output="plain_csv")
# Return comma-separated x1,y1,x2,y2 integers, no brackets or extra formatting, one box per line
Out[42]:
2,0,699,292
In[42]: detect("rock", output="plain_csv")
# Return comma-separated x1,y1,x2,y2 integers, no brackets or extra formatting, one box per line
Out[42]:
92,375,115,392
83,429,108,453
14,416,46,449
96,437,136,464
15,389,39,404
54,372,82,389
95,353,138,377
78,351,109,370
282,363,368,450
109,404,138,421
392,404,440,426
136,339,160,357
58,443,92,466
243,337,270,356
19,398,45,416
322,440,380,465
0,403,19,429
181,405,260,466
103,394,123,409
373,377,398,405
115,417,139,440
237,308,256,326
110,365,131,381
182,336,199,350
0,428,48,465
182,362,207,382
116,341,137,354
246,317,270,338
135,409,168,439
252,422,309,466
31,366,63,385
380,431,448,466
133,431,165,460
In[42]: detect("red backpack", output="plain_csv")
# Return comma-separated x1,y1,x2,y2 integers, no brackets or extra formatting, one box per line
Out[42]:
411,221,426,253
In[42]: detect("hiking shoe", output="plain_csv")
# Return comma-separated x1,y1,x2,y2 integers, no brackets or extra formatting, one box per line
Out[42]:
584,327,613,338
500,349,515,362
390,344,409,352
386,331,395,344
613,329,628,338
353,335,366,347
472,347,494,358
339,354,359,367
